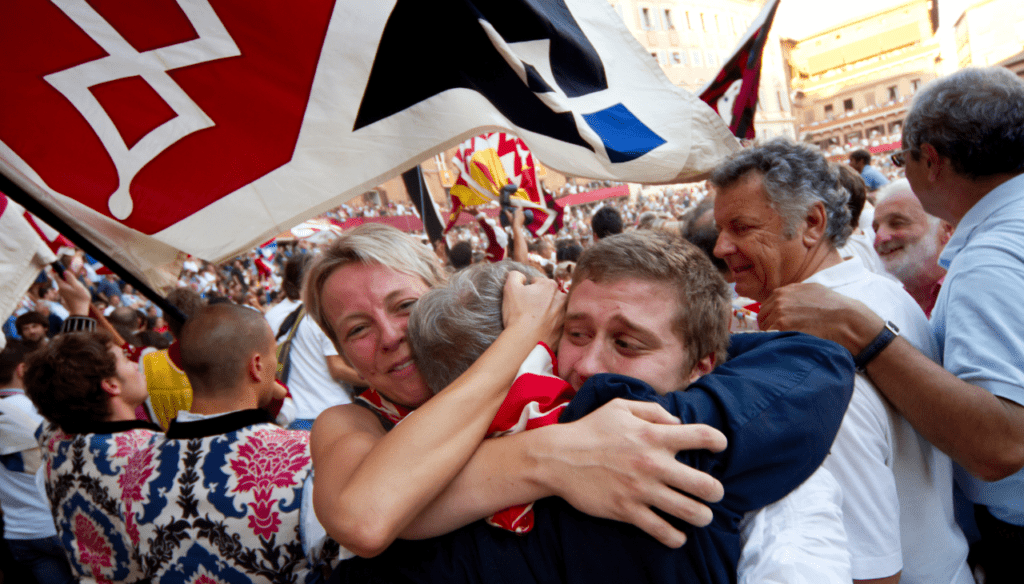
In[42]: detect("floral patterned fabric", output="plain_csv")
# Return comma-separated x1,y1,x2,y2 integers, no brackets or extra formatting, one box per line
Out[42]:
137,409,336,584
39,411,336,584
39,420,161,584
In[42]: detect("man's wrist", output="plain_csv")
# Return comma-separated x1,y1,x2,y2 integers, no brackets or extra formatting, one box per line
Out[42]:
843,306,886,355
520,424,562,499
853,321,900,372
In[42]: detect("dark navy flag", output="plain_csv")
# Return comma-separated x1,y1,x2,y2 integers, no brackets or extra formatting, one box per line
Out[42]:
700,0,782,139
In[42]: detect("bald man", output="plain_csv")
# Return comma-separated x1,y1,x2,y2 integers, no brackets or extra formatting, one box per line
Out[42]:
135,304,337,583
872,179,953,317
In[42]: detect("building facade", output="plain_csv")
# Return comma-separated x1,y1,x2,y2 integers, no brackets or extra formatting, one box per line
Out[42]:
610,0,796,141
953,0,1024,70
784,0,940,156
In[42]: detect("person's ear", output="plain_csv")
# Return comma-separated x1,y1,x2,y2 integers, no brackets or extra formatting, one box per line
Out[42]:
802,201,828,247
101,377,121,397
248,353,264,382
919,143,945,182
688,353,716,382
14,362,28,383
938,220,954,246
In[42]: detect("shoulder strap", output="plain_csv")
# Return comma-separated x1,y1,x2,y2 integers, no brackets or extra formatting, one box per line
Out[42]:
276,304,305,340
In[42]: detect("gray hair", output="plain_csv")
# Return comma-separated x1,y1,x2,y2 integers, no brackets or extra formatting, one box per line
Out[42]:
304,224,447,353
874,178,915,206
903,67,1024,179
710,138,852,247
408,261,541,394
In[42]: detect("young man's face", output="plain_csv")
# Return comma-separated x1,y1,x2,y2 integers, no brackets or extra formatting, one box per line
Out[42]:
558,277,696,395
109,344,147,406
20,323,46,343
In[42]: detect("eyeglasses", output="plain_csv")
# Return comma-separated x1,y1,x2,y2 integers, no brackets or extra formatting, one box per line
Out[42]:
891,148,913,167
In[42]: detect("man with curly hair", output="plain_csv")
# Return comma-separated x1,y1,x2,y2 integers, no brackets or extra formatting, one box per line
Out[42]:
713,138,970,583
760,67,1024,584
25,329,160,584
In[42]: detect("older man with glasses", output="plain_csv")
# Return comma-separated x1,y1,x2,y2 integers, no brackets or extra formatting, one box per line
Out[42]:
760,66,1024,584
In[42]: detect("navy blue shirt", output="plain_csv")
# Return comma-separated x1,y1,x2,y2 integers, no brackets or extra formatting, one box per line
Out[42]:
331,331,855,584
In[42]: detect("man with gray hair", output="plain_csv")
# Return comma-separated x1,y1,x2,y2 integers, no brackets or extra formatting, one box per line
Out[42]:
759,67,1024,583
711,137,970,583
872,179,953,317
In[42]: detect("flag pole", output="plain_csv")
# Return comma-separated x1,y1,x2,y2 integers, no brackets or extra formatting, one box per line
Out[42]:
0,171,187,323
402,165,446,246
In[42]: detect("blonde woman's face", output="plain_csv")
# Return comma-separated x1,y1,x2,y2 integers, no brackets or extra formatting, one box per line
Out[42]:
323,263,432,408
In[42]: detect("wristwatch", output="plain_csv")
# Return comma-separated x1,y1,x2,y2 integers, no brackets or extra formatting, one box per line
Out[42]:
853,320,900,372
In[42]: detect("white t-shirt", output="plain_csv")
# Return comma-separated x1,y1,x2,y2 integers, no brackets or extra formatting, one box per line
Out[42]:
837,231,897,283
0,394,57,540
806,257,971,584
266,299,353,420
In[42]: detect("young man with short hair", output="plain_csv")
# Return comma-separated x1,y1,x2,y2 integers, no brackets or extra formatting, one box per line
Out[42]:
25,330,159,584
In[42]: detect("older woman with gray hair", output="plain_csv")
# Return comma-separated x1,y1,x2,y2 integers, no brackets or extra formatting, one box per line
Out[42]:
409,260,573,534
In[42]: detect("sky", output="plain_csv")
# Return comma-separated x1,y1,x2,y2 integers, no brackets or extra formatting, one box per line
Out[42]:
773,0,971,40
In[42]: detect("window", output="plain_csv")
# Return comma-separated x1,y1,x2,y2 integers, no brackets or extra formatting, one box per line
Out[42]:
911,79,921,92
843,98,854,112
679,51,689,66
663,9,675,30
692,50,703,67
658,51,668,66
824,104,834,116
865,91,876,106
671,51,682,65
888,85,899,100
642,7,654,30
707,51,717,67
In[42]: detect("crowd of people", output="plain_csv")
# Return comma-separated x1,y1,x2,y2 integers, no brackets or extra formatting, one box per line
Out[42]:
1,66,1023,584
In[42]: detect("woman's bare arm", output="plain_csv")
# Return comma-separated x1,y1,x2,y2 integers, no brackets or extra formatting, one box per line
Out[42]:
310,274,565,557
401,399,727,547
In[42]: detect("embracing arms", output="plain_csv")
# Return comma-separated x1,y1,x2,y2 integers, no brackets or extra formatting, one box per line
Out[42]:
310,273,565,556
759,283,1024,481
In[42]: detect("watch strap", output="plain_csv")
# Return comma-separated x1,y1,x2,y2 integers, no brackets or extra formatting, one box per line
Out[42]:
853,320,899,372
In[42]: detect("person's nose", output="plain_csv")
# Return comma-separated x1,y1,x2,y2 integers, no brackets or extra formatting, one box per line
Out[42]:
713,231,734,259
379,316,406,353
574,341,609,385
874,226,893,251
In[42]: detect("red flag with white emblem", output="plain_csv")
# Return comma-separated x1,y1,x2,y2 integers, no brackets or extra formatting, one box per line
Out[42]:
447,132,563,236
1,0,736,292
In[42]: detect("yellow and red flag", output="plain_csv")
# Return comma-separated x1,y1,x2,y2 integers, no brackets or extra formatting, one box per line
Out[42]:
447,133,563,236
